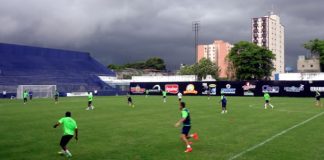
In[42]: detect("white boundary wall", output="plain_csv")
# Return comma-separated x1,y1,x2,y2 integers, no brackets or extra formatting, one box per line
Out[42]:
98,76,117,81
99,75,217,83
279,73,324,81
132,75,197,82
67,92,88,97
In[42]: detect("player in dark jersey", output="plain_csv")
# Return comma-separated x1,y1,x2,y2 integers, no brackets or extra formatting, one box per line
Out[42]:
127,95,135,108
220,94,227,114
29,91,33,100
54,90,59,104
175,102,198,153
315,90,322,107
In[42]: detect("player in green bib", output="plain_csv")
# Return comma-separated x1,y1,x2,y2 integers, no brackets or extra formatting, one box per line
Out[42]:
162,90,167,103
175,102,199,153
23,90,28,104
264,91,274,109
53,112,78,158
86,92,94,110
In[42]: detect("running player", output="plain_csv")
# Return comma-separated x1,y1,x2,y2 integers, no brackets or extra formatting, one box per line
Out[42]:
264,91,274,109
86,92,94,110
177,91,183,102
175,102,198,153
162,90,167,103
53,111,78,158
127,95,135,108
220,94,227,114
315,90,321,106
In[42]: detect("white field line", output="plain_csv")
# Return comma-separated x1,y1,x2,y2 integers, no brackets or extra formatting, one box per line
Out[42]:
228,111,324,160
248,104,317,114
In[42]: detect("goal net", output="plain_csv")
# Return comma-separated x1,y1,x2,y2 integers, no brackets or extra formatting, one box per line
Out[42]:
17,85,57,99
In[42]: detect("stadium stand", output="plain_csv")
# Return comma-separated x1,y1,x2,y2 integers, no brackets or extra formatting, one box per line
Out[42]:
0,43,122,97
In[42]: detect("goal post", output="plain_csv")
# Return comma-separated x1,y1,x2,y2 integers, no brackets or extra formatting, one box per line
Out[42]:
17,85,57,99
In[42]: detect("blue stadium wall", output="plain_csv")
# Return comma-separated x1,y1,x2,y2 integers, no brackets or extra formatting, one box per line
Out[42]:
0,43,120,96
130,81,324,97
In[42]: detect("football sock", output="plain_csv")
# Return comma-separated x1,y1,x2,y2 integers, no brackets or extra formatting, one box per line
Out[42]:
270,104,274,108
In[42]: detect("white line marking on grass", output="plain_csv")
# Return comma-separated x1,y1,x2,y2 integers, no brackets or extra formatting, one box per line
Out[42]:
248,104,317,114
228,111,324,160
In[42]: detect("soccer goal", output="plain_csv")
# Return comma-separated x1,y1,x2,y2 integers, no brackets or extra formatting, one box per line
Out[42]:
17,85,57,99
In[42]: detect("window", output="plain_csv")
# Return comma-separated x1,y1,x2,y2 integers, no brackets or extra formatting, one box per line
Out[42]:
302,65,304,68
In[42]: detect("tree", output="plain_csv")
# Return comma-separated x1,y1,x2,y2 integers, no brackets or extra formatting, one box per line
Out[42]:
195,58,219,80
179,65,195,75
124,62,146,69
145,57,166,70
107,64,125,70
228,41,275,80
179,58,219,80
304,39,324,71
107,57,166,70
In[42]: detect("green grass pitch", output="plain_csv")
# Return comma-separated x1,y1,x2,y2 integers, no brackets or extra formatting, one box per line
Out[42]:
1,95,324,160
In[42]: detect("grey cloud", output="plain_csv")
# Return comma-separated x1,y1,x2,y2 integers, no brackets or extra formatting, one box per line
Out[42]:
0,0,323,71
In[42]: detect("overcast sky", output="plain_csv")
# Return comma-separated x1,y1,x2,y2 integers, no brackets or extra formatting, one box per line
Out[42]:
1,0,323,71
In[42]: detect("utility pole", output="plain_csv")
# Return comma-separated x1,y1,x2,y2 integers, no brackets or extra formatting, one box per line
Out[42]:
192,21,200,63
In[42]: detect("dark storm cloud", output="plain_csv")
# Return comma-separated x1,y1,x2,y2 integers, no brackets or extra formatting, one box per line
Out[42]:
0,0,323,70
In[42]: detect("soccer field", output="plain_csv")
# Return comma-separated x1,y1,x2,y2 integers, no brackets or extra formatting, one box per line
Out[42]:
1,96,324,160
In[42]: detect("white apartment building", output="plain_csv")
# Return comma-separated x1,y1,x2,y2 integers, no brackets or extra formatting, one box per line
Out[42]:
252,12,285,75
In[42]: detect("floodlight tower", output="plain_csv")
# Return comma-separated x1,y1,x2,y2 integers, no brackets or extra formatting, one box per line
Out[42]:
192,21,200,63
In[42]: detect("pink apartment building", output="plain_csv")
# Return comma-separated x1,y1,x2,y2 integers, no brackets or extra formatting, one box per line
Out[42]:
197,40,233,78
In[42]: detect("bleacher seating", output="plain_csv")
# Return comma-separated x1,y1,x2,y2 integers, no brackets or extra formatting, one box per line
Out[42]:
0,43,119,95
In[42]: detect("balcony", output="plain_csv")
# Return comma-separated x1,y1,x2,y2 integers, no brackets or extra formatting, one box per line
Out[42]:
262,18,267,22
262,43,267,47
